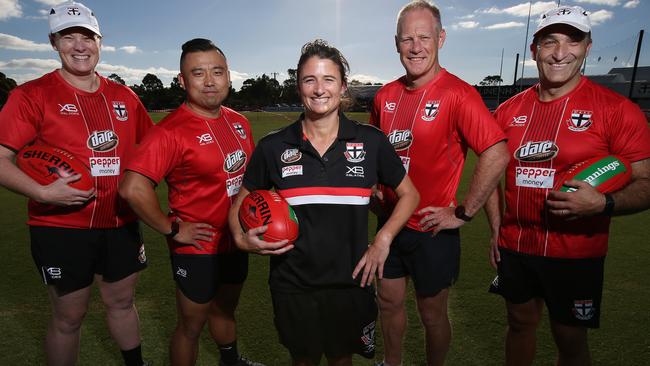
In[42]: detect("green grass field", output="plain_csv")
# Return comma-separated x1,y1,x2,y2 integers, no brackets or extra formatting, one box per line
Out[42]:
1,111,649,365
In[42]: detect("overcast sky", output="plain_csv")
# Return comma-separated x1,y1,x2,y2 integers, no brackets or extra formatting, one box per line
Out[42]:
1,0,648,90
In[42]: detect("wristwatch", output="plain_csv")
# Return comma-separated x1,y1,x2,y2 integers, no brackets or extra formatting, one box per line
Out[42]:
165,221,180,238
454,205,473,222
602,193,615,216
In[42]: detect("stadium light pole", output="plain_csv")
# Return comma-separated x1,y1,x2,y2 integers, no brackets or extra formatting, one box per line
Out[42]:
519,2,532,92
513,53,520,85
497,48,504,106
628,29,644,100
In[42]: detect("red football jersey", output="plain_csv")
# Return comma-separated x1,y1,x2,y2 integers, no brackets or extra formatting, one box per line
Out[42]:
370,69,505,231
125,104,254,255
495,77,650,258
0,71,153,228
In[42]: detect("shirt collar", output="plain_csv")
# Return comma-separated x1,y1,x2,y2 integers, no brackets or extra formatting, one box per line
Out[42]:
283,112,357,146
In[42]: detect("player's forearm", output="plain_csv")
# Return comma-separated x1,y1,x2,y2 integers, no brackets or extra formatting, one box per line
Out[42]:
610,158,650,215
484,185,503,235
228,187,250,249
462,141,509,216
119,172,171,234
375,176,419,246
0,151,47,202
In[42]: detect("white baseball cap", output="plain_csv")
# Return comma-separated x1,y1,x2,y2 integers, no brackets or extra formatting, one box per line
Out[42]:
49,1,102,37
534,6,591,36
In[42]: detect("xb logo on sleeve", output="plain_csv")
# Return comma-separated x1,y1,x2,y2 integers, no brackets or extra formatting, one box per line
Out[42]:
58,103,79,115
197,133,214,145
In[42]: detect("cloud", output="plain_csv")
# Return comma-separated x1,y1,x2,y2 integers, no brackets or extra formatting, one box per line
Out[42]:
482,1,557,17
34,0,66,6
102,45,116,52
1,57,250,89
230,70,249,82
0,58,61,70
623,0,640,8
452,21,480,30
0,33,51,51
120,46,140,54
0,0,22,20
589,9,614,25
349,73,386,84
484,22,525,30
575,0,620,6
458,14,476,20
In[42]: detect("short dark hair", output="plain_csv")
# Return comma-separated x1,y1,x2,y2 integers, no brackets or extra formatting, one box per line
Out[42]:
532,30,592,49
297,39,349,85
180,38,226,70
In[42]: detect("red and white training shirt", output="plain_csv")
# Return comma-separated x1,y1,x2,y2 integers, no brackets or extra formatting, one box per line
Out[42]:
0,70,153,228
370,69,506,231
125,104,254,255
495,77,650,258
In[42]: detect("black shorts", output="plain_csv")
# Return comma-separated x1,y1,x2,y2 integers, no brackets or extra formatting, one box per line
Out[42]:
30,222,147,296
271,287,377,364
489,248,605,328
171,251,248,304
382,227,460,297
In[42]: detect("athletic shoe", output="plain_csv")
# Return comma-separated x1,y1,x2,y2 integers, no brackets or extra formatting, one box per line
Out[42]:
219,356,265,366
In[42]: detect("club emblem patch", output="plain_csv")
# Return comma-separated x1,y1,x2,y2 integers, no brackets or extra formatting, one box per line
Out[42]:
573,300,595,321
112,101,128,121
567,110,592,132
344,142,366,163
422,100,440,122
233,123,247,139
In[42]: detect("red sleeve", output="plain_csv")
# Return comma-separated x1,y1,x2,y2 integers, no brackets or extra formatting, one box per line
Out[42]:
369,92,381,127
607,99,650,162
0,87,42,151
454,87,506,154
133,97,153,143
124,126,181,184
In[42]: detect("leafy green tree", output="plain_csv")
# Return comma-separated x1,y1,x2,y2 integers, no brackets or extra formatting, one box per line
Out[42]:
142,73,164,91
479,75,503,86
280,68,299,104
108,73,126,85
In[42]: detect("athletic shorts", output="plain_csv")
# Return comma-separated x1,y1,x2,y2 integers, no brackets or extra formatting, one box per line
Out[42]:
489,248,605,328
382,227,460,297
171,250,248,304
271,287,377,364
30,222,147,296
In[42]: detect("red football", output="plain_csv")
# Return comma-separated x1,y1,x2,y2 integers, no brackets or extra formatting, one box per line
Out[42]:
554,155,632,193
238,190,299,244
16,144,93,191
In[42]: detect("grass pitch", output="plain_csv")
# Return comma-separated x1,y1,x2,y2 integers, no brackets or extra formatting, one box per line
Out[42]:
0,111,648,365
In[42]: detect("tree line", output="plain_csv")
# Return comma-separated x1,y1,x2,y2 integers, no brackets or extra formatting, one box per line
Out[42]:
1,70,383,111
109,69,302,111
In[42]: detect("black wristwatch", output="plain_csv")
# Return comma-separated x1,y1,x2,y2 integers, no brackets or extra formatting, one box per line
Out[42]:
454,205,473,222
165,221,180,238
602,193,615,216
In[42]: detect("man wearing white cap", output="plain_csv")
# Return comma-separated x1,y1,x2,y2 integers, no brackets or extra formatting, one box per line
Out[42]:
488,5,650,365
0,1,152,365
